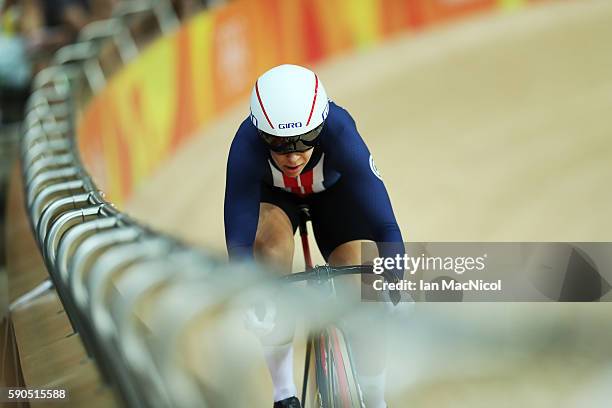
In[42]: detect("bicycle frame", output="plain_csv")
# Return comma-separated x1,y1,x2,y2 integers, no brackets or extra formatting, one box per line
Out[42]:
298,206,365,408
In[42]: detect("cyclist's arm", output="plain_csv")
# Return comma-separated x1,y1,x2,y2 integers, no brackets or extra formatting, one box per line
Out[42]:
327,110,405,276
224,125,266,260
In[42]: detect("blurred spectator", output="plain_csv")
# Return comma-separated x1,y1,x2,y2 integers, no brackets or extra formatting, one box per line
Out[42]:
41,0,90,30
1,0,116,123
2,0,206,123
172,0,205,19
1,0,33,123
26,0,94,60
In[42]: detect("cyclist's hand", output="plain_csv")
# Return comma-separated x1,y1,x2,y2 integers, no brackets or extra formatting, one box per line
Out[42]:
382,270,402,306
388,287,401,306
243,300,277,337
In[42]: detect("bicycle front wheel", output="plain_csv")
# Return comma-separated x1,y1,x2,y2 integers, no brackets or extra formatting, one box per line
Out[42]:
312,326,365,408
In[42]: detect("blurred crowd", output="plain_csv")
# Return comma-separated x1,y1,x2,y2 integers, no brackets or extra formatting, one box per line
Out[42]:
0,0,208,124
1,0,111,123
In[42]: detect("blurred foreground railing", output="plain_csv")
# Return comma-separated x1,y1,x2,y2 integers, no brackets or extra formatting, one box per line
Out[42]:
15,1,279,407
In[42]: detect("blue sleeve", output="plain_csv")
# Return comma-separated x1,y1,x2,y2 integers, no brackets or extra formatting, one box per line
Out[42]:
325,107,405,277
224,122,266,260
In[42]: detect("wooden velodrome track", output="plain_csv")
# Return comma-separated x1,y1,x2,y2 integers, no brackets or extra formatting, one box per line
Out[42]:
3,0,611,407
123,0,612,406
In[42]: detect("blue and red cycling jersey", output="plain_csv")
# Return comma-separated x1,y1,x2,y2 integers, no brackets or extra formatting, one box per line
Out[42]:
224,101,404,262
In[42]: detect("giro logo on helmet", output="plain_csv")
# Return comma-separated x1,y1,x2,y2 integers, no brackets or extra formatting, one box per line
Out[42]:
279,122,303,129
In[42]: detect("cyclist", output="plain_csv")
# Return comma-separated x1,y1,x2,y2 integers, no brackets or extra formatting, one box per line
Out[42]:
224,64,404,408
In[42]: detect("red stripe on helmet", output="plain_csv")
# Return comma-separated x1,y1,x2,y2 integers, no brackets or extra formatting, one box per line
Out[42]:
305,74,319,126
256,80,274,129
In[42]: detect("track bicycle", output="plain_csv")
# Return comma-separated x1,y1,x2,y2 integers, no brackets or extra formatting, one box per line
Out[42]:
282,205,398,408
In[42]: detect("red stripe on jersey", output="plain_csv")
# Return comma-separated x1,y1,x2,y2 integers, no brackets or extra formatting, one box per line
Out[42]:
282,174,301,195
300,170,314,195
283,174,298,188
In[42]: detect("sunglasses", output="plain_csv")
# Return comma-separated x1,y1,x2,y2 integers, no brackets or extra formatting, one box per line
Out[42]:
260,124,324,154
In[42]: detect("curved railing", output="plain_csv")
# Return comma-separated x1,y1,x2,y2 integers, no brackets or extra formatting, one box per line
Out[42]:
17,2,271,406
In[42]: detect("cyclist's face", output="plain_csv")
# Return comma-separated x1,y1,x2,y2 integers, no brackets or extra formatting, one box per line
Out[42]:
270,148,314,177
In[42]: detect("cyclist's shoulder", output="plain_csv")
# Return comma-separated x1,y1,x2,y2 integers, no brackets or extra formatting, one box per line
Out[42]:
322,101,362,148
235,116,259,139
228,116,267,162
231,116,264,149
326,100,357,129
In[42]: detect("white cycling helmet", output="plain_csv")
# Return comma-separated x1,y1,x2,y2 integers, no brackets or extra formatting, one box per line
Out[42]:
250,64,329,153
